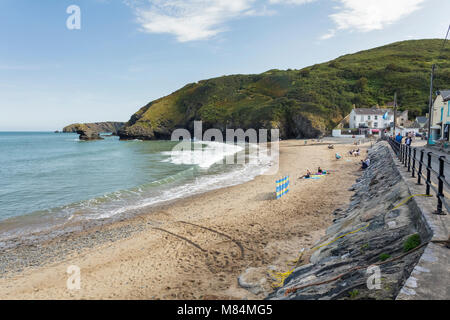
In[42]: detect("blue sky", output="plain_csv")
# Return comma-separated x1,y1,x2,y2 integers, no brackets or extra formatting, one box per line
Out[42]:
1,0,449,131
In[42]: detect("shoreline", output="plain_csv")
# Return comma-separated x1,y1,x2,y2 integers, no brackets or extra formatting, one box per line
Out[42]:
0,139,271,249
0,139,369,299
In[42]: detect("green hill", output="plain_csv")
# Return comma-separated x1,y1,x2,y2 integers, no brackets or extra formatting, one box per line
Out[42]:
118,39,450,140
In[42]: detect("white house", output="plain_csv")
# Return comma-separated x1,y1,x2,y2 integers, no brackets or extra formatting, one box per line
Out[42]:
430,90,450,142
349,108,395,129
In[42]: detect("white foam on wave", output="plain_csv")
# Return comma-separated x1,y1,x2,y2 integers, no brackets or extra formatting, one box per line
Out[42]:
161,141,244,169
92,143,274,220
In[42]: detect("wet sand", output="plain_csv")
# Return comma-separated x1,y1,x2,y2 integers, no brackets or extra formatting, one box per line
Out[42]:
0,139,369,299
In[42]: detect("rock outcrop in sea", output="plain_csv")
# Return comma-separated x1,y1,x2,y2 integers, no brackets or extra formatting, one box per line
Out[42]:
63,122,125,135
267,142,430,300
74,124,104,141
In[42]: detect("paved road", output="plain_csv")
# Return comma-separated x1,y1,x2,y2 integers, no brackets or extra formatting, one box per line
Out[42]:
399,142,450,213
412,146,450,183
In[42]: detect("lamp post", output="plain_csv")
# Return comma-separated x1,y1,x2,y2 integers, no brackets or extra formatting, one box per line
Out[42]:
393,92,397,137
427,64,436,146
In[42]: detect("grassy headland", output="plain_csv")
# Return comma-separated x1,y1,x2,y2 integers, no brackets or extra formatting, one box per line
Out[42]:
119,39,450,140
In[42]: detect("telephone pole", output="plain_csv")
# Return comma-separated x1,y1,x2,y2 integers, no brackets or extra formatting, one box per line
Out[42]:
426,64,436,146
393,92,397,137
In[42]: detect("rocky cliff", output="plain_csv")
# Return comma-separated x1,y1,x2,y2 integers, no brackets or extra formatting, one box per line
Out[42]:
72,124,104,141
267,142,430,300
63,122,125,135
118,39,450,141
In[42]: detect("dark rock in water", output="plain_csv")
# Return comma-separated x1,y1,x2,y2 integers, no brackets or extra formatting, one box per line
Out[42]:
54,130,60,133
74,124,104,141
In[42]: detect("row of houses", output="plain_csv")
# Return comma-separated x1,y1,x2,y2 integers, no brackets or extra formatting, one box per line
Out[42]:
348,106,410,130
334,103,421,136
334,91,450,141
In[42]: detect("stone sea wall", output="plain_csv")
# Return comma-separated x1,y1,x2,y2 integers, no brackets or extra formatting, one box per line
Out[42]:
268,141,439,300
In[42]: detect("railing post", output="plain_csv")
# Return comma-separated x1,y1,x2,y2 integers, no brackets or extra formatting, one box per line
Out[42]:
426,152,432,196
435,156,446,215
407,146,411,172
400,144,403,162
412,148,416,178
405,144,409,168
403,145,407,165
418,149,424,185
404,145,408,168
400,144,404,162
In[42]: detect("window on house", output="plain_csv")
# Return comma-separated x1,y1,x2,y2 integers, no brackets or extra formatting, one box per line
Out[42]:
368,115,371,120
374,122,378,128
375,116,378,120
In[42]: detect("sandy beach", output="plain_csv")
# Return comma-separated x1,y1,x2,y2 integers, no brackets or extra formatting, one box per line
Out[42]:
0,139,369,300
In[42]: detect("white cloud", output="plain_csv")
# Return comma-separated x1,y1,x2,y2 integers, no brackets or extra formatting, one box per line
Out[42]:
319,29,336,40
269,0,316,4
322,0,428,39
126,0,427,42
126,0,257,42
125,0,316,42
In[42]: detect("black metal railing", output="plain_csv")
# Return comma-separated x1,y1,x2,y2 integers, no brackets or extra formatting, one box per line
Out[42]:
386,137,449,215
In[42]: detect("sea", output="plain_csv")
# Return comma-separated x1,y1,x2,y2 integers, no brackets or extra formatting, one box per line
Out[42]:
0,132,273,247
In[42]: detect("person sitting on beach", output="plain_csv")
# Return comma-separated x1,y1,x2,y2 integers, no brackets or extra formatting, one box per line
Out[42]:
300,170,312,179
354,148,360,157
336,153,342,160
361,158,370,170
317,167,323,174
361,160,368,170
328,144,334,149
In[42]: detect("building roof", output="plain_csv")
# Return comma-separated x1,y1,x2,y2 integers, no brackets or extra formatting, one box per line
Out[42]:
438,90,450,101
415,116,428,124
406,122,421,129
353,108,393,116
